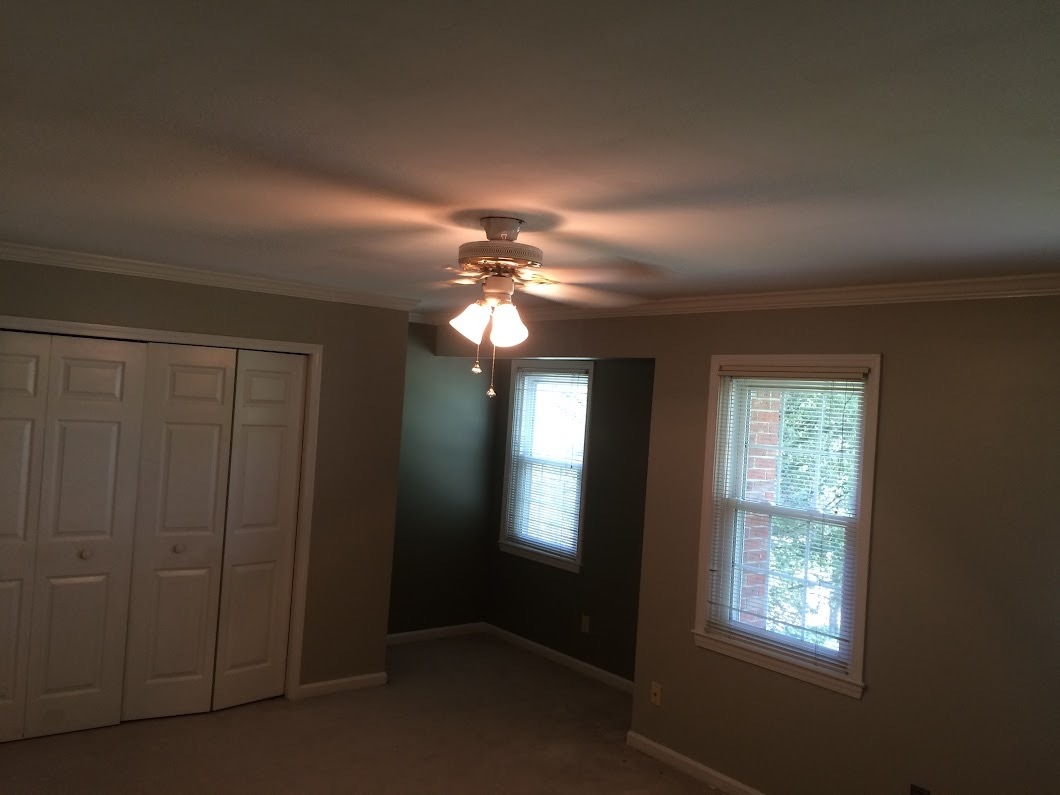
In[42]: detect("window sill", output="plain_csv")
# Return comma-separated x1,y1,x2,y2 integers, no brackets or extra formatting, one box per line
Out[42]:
692,630,864,699
498,541,581,573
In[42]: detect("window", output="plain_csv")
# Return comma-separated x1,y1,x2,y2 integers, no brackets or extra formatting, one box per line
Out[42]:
695,355,880,697
500,361,593,572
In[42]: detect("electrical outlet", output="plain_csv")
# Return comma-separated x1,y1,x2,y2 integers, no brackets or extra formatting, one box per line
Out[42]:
910,786,930,795
580,614,591,634
650,681,662,706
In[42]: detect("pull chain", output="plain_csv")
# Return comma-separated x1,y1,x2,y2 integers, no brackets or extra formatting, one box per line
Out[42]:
471,341,482,374
486,344,497,398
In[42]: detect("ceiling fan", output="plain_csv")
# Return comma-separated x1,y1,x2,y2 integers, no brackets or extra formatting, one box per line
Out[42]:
444,215,650,310
445,215,651,395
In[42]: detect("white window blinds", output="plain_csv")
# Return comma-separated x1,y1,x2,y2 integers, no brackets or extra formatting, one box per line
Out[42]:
501,364,592,564
707,376,867,676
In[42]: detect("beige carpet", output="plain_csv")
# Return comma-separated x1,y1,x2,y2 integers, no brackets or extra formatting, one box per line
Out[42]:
0,634,710,793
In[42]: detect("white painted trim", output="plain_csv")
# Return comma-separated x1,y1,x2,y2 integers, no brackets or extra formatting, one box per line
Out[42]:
0,315,322,355
11,242,1053,323
487,626,634,694
692,631,864,698
694,353,877,700
289,672,388,700
498,360,594,573
283,349,322,698
0,241,420,312
386,623,490,645
0,314,321,705
419,271,1060,324
626,731,765,795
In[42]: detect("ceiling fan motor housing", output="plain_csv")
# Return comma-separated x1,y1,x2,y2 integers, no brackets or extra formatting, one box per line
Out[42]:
458,240,544,272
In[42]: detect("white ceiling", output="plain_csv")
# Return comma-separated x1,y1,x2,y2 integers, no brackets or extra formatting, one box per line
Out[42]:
2,1,1058,314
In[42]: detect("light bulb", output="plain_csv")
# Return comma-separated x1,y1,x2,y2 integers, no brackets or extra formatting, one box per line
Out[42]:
489,301,528,347
449,300,491,344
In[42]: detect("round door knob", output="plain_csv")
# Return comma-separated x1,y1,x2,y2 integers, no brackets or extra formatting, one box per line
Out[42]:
78,548,93,560
171,543,187,554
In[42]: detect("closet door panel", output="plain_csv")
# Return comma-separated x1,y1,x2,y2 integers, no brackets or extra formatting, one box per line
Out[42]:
0,331,51,742
0,419,35,540
123,344,235,720
24,336,146,738
147,568,212,676
36,575,109,694
50,420,121,535
213,350,305,710
0,581,23,719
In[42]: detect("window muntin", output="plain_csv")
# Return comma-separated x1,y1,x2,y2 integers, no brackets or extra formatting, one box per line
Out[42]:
697,357,879,696
501,363,592,568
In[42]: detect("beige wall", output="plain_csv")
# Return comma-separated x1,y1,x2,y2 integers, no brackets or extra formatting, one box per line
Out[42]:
0,260,408,684
440,296,1060,794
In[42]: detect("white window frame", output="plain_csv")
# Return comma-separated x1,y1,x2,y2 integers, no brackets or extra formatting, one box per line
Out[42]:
499,360,594,573
694,354,880,698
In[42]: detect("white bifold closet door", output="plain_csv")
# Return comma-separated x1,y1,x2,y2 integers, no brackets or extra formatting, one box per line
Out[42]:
0,334,305,740
212,349,305,710
0,332,51,741
122,344,236,720
23,335,147,738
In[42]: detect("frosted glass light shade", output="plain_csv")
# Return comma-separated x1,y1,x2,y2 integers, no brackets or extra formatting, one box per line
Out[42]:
449,300,491,344
489,301,528,347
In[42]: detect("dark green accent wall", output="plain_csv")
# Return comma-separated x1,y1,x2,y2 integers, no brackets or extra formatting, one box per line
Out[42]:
390,338,654,680
486,359,654,681
388,324,494,632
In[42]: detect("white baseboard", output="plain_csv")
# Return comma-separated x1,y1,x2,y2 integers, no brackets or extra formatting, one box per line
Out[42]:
487,625,635,694
289,671,388,700
626,731,764,795
385,621,634,694
386,622,491,645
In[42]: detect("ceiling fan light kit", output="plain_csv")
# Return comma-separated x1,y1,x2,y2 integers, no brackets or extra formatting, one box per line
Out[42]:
448,217,541,397
445,218,534,347
448,300,492,344
488,301,528,347
448,274,529,348
447,214,638,396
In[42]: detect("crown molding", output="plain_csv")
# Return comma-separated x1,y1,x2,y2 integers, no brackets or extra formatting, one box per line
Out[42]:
420,271,1060,324
0,242,421,312
7,241,1054,322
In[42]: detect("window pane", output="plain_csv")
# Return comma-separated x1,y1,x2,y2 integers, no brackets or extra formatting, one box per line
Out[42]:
525,378,587,463
777,388,862,517
730,511,848,654
503,366,591,564
513,461,580,554
737,383,862,518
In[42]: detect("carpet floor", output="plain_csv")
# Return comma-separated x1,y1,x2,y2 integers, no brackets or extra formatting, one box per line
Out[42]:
0,634,710,794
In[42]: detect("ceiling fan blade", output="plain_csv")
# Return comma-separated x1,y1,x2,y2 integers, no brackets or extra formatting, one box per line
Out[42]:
567,175,858,213
547,230,670,269
178,125,448,209
521,282,642,307
536,258,669,285
222,221,443,244
444,265,486,283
